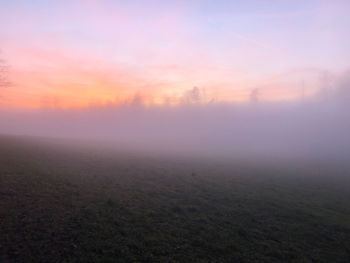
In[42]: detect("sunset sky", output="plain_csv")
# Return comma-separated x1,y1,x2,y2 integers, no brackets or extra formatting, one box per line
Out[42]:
0,0,349,108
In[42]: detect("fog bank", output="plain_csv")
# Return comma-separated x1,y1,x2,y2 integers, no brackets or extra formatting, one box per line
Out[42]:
1,72,350,161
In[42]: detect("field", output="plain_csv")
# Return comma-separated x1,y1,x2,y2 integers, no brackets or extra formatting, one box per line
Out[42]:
0,135,350,262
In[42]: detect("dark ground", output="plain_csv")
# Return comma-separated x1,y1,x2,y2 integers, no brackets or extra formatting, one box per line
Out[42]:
0,135,350,262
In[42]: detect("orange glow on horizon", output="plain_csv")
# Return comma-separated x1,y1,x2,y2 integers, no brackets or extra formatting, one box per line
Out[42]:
0,48,318,109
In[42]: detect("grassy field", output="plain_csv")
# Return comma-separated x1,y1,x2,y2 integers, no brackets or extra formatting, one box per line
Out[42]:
0,135,350,262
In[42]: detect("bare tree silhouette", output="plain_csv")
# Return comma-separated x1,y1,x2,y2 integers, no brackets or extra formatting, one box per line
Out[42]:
0,52,11,89
0,59,5,87
250,88,259,104
318,70,332,100
182,86,204,104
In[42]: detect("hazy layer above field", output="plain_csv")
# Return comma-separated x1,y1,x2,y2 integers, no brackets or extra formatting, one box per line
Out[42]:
1,86,350,162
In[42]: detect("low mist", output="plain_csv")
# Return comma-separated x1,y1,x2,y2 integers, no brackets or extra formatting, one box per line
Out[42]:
1,71,350,161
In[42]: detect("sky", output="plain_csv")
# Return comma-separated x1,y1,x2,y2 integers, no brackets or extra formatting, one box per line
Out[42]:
0,0,349,108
